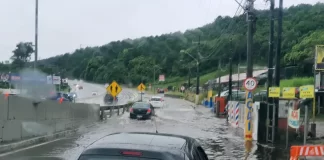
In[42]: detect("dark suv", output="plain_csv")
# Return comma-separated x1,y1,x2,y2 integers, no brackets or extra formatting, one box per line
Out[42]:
78,132,209,160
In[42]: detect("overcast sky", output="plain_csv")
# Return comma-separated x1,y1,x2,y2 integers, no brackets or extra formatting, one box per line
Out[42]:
0,0,322,61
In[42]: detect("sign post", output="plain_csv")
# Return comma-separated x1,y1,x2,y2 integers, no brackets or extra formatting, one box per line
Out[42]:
180,86,185,94
106,81,122,100
243,77,257,152
137,83,146,101
299,85,315,140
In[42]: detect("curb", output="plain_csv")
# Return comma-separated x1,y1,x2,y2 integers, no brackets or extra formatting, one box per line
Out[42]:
0,127,79,154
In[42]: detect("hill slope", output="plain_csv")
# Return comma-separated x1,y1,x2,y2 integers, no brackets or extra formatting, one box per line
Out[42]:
37,3,324,85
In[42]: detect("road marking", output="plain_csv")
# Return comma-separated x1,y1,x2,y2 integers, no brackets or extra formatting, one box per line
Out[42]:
0,138,73,157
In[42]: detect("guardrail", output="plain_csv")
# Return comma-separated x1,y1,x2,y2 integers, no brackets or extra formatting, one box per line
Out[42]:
99,104,131,120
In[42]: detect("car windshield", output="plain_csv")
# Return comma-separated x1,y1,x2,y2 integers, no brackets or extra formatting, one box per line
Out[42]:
150,98,161,101
132,102,150,108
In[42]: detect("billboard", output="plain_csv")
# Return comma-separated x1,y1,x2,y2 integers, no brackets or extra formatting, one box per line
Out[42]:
47,76,61,85
159,74,165,82
315,45,324,70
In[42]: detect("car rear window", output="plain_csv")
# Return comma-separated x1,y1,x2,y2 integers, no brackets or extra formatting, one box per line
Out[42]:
79,155,159,160
132,103,150,108
150,98,161,101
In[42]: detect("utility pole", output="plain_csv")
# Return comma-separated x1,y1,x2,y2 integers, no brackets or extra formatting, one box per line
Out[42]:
228,58,233,100
274,0,283,142
192,36,201,105
246,0,255,78
34,0,38,70
266,0,275,144
244,0,255,153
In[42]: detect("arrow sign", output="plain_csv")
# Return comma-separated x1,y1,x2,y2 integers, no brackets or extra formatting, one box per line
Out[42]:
106,81,122,97
137,83,146,92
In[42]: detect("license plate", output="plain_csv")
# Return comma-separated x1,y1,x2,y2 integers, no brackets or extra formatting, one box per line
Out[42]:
137,115,142,118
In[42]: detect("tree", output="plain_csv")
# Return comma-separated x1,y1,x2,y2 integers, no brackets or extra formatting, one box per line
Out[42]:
11,42,34,69
33,3,324,84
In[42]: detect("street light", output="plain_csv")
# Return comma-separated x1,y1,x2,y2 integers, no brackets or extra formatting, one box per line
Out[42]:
180,50,200,105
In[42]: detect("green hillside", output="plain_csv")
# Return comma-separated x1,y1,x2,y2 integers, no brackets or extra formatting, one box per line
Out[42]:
3,3,324,86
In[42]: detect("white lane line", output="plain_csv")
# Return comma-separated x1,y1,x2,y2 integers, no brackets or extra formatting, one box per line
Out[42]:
0,138,74,157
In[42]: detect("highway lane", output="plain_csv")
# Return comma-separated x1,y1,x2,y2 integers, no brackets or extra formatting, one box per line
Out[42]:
68,80,138,105
0,93,273,160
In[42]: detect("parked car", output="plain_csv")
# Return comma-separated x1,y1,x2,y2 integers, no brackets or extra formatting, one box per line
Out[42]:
77,132,209,160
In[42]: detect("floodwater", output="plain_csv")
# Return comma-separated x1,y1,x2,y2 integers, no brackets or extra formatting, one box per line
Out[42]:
0,81,317,160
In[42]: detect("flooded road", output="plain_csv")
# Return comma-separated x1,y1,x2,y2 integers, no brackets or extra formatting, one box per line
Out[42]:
0,91,293,160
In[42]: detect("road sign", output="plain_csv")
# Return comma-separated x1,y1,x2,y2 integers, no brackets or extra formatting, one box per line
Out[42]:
243,77,257,91
300,85,314,98
245,91,253,141
106,81,122,97
137,83,146,92
268,87,280,97
282,87,295,99
181,86,185,91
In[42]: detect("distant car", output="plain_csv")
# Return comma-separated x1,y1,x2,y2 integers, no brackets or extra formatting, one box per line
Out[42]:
92,92,97,96
104,93,118,104
157,88,165,93
47,92,72,102
129,102,155,119
78,85,83,89
149,96,164,108
77,132,209,160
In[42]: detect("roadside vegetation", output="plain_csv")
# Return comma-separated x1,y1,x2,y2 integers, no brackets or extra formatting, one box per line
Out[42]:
0,4,322,92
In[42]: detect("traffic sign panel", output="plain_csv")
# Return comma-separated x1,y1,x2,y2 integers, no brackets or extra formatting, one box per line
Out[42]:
181,86,185,91
106,81,122,97
137,83,146,92
243,77,258,91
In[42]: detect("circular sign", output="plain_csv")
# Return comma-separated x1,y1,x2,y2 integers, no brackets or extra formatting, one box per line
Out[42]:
181,86,185,91
243,77,257,91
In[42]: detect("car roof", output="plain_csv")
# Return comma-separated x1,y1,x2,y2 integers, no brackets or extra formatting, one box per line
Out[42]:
82,132,195,158
151,96,162,99
85,132,194,150
134,102,150,105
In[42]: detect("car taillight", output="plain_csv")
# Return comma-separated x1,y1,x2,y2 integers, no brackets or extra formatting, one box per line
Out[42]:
129,108,133,113
121,151,142,156
147,108,151,113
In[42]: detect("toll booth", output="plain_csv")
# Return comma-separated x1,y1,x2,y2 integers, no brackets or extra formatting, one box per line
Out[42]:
214,97,226,117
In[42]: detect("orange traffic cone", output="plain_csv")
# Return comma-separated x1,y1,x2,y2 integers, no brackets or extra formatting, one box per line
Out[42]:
59,97,63,104
4,93,9,100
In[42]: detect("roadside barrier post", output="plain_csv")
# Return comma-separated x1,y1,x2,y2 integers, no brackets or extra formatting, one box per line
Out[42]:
243,77,257,153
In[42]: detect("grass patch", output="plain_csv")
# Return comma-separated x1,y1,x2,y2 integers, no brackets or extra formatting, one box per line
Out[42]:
280,77,314,88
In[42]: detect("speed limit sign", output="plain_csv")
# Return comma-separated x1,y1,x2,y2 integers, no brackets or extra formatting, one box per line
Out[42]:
243,77,258,91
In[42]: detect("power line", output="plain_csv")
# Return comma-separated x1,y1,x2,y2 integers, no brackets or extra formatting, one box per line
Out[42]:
203,0,247,59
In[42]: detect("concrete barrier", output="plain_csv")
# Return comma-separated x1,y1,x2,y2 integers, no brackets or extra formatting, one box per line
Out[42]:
0,94,100,144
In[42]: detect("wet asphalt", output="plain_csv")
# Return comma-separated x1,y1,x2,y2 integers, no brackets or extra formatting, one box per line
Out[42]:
0,81,298,160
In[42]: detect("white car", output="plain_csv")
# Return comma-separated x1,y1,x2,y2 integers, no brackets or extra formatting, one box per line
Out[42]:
149,96,164,108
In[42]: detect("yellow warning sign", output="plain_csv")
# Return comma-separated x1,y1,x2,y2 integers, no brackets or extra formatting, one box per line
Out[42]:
300,85,314,98
106,81,122,97
282,87,295,99
137,83,146,92
268,87,280,98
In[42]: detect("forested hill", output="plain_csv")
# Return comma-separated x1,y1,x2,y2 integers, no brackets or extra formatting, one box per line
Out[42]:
37,3,324,84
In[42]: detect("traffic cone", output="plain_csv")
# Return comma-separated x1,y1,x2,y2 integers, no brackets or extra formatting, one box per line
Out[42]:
59,97,63,104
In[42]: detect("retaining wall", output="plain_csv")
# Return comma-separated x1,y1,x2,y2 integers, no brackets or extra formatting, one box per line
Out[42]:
0,95,100,143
